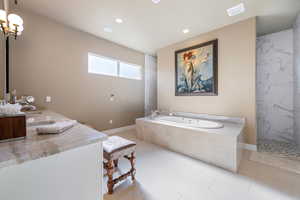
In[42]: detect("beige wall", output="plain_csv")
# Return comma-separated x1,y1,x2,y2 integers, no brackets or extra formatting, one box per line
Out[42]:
9,10,145,130
157,18,257,144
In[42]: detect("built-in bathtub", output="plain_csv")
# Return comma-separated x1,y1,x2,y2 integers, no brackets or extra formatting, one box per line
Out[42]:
136,113,245,172
154,115,224,129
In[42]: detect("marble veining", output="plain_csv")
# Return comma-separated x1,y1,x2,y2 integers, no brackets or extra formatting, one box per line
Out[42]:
0,111,107,170
294,14,300,147
256,29,294,142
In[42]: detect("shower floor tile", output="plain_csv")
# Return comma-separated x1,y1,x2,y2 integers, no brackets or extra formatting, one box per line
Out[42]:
258,139,300,160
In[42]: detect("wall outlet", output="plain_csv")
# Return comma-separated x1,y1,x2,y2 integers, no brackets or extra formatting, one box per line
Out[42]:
45,96,52,103
109,120,113,124
110,94,115,101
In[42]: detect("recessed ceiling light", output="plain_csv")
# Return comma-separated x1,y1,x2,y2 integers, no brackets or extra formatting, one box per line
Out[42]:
227,3,245,16
115,18,123,23
104,27,112,33
182,29,190,34
152,0,160,4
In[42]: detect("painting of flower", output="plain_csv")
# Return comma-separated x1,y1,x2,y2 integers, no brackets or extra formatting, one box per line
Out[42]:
175,39,218,96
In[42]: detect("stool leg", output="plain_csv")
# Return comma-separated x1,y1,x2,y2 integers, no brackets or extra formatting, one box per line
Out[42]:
130,152,136,181
113,159,119,168
107,159,115,194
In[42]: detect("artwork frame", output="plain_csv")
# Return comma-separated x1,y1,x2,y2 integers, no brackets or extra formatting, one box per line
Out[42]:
175,39,218,96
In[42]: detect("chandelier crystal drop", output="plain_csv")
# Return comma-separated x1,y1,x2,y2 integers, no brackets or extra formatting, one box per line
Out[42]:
0,9,24,39
0,9,7,21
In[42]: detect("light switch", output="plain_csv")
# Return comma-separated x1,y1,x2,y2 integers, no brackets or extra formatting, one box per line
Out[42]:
109,120,113,124
45,96,51,103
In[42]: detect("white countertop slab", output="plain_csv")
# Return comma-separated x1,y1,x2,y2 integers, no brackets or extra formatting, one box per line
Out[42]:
0,110,107,170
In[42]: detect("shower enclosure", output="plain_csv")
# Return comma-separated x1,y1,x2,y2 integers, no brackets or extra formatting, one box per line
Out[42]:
256,13,300,158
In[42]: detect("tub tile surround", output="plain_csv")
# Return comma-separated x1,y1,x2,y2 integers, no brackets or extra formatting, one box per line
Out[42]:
135,113,245,172
256,29,294,142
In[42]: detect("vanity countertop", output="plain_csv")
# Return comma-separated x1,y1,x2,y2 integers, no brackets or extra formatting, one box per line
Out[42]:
0,110,107,170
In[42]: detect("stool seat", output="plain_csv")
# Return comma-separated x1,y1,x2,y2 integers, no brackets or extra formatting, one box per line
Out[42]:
103,136,136,160
103,136,137,194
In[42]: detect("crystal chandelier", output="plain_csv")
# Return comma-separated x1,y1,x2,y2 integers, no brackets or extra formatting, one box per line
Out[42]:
0,5,23,39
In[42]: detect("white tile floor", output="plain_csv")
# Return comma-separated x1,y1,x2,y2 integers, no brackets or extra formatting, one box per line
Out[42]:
103,130,300,200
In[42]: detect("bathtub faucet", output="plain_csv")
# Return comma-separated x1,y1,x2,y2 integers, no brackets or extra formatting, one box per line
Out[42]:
168,109,175,116
150,110,160,119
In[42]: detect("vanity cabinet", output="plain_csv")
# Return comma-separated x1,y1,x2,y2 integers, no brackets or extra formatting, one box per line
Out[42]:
0,115,26,141
0,111,106,200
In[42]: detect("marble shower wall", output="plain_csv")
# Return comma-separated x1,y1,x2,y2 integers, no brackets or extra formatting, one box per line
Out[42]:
257,30,294,142
294,14,300,146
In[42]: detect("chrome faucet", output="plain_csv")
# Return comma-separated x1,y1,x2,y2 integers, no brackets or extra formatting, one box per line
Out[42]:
150,110,159,119
18,96,37,112
169,109,175,116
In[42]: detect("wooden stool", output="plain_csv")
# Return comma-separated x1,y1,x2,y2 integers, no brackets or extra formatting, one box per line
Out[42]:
103,136,136,194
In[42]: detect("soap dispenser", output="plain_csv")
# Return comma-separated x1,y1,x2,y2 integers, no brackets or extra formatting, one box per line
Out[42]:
11,89,17,104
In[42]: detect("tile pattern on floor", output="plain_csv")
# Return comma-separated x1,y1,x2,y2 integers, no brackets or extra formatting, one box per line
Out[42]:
249,150,300,175
103,130,300,200
258,139,300,160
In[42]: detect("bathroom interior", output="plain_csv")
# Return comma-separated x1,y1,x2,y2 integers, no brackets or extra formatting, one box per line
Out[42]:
0,0,300,200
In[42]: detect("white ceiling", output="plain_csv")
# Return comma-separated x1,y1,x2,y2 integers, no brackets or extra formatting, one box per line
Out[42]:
15,0,300,54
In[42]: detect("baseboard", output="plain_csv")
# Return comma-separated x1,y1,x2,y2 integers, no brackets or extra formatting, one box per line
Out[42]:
102,125,136,135
242,143,257,151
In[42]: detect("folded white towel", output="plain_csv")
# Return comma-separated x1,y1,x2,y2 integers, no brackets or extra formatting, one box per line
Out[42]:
36,120,77,134
27,118,56,127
